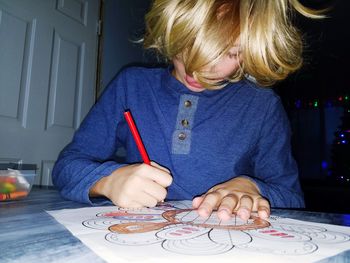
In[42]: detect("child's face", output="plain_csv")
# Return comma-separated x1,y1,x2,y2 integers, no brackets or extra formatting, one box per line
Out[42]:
172,46,242,92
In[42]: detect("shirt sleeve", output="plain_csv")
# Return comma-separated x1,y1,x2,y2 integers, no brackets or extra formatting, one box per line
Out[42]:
249,97,305,208
52,71,128,205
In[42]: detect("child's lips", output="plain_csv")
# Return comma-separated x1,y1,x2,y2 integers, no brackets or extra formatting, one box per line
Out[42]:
185,74,203,89
185,74,225,89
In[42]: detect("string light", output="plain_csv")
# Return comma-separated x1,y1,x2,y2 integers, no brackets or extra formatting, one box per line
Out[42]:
290,94,350,184
289,95,349,109
321,161,328,169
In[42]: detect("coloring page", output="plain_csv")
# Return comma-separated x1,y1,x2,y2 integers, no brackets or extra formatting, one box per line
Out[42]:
47,201,350,263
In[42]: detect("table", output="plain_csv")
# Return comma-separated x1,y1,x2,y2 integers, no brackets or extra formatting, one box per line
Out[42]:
1,188,350,263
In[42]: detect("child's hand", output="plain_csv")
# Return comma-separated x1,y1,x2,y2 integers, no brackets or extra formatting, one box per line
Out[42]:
90,161,172,208
192,176,270,221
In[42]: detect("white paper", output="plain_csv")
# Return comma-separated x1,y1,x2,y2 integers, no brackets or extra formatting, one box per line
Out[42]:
47,201,350,263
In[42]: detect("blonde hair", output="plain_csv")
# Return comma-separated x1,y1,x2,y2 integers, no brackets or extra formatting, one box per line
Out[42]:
143,0,325,88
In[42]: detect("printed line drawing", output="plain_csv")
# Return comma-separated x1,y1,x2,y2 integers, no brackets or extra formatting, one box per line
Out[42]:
81,201,350,256
108,208,270,234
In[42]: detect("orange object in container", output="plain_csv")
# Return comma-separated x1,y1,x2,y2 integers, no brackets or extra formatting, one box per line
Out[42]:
0,163,37,201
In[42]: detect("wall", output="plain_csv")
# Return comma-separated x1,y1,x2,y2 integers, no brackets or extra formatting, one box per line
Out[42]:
99,0,151,95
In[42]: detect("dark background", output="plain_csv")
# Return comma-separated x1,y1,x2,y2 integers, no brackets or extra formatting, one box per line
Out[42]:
275,0,350,213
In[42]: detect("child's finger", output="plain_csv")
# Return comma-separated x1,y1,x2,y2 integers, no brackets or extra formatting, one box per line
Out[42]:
192,196,204,208
121,200,144,208
257,198,270,219
142,179,168,202
150,161,171,174
134,190,159,208
111,194,144,209
236,195,253,221
196,191,221,218
141,164,173,188
217,194,239,221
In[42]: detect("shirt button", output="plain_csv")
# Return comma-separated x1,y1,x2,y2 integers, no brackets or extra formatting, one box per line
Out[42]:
178,132,186,140
181,119,189,127
184,100,192,107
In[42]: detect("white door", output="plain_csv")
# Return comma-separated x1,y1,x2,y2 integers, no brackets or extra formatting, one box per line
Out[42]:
0,0,100,186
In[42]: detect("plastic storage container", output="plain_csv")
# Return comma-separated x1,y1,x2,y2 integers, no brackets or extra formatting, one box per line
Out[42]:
0,163,37,201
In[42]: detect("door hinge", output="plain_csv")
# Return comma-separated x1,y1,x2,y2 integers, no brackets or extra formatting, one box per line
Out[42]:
97,20,102,36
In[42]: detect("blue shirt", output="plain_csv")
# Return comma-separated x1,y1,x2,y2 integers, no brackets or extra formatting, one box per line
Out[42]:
52,66,305,208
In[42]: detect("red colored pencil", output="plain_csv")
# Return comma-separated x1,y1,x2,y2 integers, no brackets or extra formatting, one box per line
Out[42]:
124,110,151,165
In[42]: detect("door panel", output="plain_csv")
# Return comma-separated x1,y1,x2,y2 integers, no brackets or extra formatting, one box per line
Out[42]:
0,0,100,186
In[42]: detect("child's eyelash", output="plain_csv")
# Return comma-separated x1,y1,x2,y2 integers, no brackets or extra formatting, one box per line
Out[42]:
228,52,239,58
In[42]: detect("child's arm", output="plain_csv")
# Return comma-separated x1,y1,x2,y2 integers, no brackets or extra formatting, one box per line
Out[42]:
52,68,173,207
51,82,124,204
192,96,303,220
51,71,133,205
248,98,305,209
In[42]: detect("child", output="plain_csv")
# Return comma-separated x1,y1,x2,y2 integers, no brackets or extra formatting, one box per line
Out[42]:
52,0,323,221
